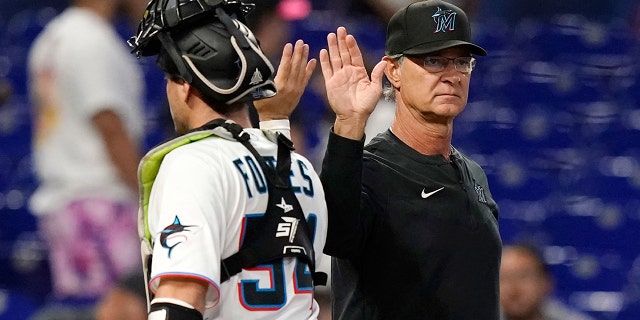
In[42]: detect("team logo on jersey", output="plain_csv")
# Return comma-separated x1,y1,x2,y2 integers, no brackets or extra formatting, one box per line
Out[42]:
432,7,456,33
276,216,300,243
160,216,193,258
473,180,488,204
275,198,299,242
276,197,293,213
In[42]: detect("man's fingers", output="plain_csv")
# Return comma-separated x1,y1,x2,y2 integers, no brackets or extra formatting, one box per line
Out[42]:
326,32,342,73
295,43,312,82
305,58,317,82
282,41,316,93
337,27,352,68
289,40,305,83
346,34,364,68
275,42,294,83
370,60,388,86
319,49,333,82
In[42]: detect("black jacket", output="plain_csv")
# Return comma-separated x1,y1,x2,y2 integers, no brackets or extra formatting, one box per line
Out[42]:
321,129,502,320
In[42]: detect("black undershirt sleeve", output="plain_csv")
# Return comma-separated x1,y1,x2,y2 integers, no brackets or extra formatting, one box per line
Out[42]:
320,129,366,259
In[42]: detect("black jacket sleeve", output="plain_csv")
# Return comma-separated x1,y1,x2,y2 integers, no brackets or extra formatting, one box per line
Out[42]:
320,129,366,259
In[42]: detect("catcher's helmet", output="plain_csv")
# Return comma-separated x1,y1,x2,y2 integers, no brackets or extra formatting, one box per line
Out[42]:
128,0,276,105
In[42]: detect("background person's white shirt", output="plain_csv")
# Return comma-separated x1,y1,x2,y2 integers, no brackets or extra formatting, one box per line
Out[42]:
28,7,144,214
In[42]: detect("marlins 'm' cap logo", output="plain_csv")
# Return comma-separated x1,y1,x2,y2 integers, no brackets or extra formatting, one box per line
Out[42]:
432,7,456,33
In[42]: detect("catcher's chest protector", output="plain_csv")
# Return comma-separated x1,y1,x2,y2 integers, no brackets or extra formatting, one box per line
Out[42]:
137,119,325,307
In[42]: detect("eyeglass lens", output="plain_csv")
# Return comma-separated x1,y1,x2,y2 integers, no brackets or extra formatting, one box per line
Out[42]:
423,56,475,73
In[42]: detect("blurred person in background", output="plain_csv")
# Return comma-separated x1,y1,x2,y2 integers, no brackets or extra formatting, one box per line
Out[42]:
26,0,148,318
500,243,594,320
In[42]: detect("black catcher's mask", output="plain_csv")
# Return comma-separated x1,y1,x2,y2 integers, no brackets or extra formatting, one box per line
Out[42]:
128,0,276,105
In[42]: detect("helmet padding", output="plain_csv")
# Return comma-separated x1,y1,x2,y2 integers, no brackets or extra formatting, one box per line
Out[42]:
129,0,276,105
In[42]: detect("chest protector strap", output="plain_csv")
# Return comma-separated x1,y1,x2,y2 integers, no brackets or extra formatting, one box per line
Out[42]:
193,119,326,285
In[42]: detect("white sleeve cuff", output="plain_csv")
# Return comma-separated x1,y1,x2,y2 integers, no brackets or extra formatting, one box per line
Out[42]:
259,119,291,140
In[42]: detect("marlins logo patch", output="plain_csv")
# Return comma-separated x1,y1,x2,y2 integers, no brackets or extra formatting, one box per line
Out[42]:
432,7,457,33
160,216,193,258
473,180,488,204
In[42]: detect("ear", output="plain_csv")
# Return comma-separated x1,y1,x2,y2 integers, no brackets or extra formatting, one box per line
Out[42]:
180,81,192,102
172,78,194,106
383,56,401,89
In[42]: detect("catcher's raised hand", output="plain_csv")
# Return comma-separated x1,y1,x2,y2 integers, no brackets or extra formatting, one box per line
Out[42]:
319,26,386,140
254,40,317,121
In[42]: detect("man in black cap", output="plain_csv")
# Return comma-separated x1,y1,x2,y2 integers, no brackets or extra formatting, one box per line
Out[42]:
318,1,502,319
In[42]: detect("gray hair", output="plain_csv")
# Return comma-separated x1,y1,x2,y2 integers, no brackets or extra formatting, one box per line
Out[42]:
382,55,404,102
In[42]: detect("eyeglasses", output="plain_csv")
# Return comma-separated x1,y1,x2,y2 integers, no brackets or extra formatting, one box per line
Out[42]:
411,56,476,74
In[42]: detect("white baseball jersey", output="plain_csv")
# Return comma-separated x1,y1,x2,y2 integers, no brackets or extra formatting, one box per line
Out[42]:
145,127,327,319
28,7,144,215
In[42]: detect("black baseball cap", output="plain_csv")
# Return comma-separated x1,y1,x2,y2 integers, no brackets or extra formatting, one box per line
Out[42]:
385,0,487,56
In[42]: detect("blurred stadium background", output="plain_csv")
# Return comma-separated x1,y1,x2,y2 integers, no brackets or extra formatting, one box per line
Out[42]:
0,0,639,319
